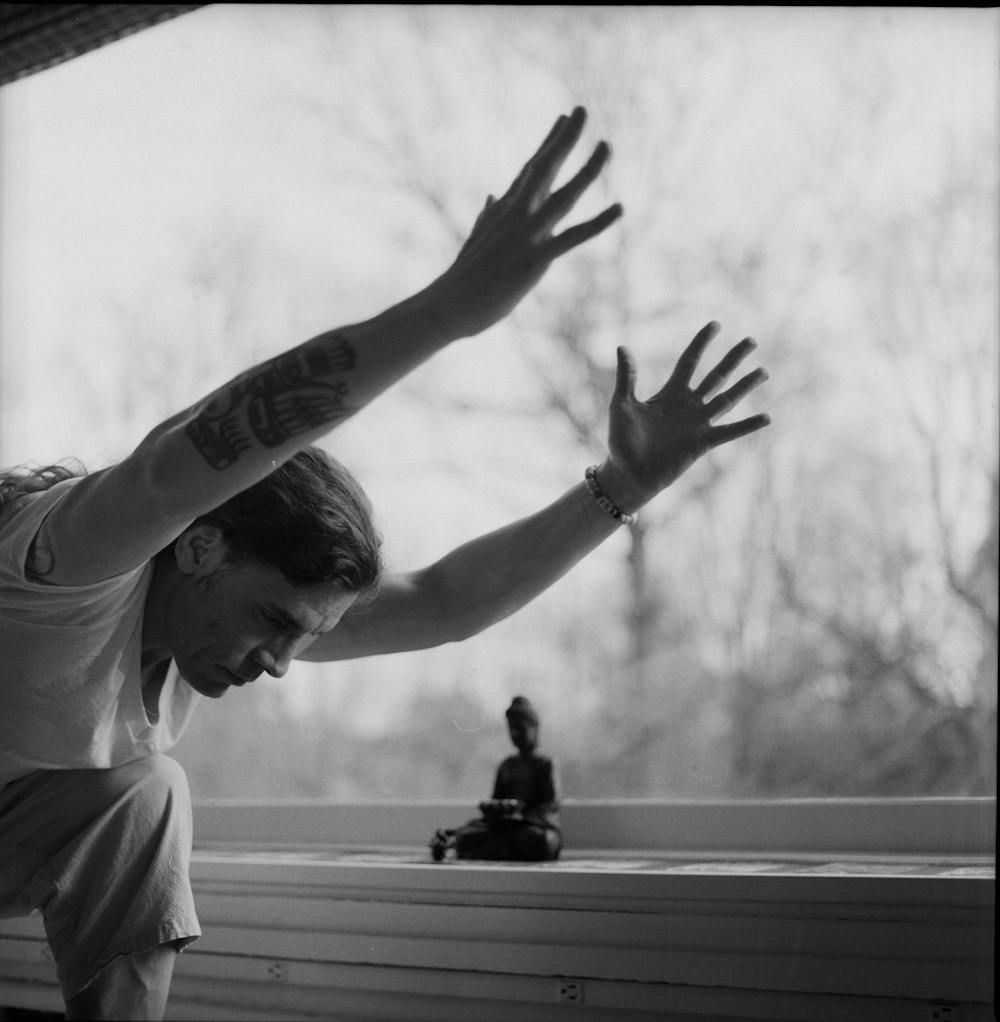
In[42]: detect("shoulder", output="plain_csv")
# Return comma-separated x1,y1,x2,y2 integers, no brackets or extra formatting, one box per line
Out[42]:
0,474,81,526
0,475,151,600
0,479,81,578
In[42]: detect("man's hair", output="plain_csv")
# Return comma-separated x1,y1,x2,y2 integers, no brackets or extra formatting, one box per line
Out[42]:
194,447,383,594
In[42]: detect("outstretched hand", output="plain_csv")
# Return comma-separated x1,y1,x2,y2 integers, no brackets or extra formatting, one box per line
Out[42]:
599,323,771,511
429,107,622,339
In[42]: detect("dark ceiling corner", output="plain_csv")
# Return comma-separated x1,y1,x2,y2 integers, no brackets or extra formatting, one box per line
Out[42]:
0,4,207,87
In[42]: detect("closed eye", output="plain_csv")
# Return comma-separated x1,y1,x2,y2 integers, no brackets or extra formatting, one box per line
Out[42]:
262,608,322,640
263,610,295,632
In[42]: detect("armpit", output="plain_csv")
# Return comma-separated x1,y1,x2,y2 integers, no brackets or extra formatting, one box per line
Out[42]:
25,521,56,580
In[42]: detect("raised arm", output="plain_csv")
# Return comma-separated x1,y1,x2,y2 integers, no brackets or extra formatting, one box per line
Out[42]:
304,323,770,661
30,108,622,586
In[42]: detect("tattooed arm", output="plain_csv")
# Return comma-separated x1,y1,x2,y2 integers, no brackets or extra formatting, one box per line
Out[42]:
27,109,621,586
183,336,359,471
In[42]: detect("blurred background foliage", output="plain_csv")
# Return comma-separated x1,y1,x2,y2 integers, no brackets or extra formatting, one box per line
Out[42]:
4,5,996,799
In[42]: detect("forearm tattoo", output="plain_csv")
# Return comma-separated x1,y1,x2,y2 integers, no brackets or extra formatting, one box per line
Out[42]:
185,336,357,469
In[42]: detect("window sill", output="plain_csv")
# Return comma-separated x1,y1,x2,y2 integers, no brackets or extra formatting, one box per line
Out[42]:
1,798,994,1021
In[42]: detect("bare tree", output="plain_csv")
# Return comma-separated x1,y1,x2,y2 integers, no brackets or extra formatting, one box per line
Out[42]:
76,7,996,799
266,5,999,797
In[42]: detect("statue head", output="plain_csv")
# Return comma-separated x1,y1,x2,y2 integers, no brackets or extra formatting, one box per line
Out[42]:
505,695,540,753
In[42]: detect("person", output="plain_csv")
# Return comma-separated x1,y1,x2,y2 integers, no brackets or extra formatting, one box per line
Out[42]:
431,696,562,862
0,106,770,1020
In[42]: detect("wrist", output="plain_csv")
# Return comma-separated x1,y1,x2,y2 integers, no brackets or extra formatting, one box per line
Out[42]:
592,457,651,517
364,281,465,349
415,275,476,344
583,463,639,526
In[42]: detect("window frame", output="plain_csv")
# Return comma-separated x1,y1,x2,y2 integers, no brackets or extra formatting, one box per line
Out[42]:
190,795,996,858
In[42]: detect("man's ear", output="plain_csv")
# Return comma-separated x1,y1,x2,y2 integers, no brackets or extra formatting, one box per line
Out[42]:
173,524,228,577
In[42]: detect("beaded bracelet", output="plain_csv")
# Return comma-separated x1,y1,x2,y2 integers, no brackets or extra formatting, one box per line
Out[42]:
584,465,638,526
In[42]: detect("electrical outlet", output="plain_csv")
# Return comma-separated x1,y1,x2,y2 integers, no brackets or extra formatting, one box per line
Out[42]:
266,960,288,983
928,1003,960,1022
556,980,584,1004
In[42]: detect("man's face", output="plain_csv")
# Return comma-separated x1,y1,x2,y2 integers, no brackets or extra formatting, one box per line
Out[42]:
163,546,356,699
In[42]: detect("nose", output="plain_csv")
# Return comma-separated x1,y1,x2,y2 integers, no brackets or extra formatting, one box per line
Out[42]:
253,638,297,678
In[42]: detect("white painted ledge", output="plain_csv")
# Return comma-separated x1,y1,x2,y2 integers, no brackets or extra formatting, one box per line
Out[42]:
191,796,997,855
0,798,994,1021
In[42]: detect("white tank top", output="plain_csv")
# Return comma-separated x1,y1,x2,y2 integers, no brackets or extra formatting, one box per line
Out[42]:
0,479,200,787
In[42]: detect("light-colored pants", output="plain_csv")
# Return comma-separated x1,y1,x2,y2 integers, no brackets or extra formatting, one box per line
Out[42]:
0,754,201,1000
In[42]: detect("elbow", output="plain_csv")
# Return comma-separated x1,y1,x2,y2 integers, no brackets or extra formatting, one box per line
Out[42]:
417,564,512,647
133,444,196,523
443,595,524,645
443,611,492,645
434,595,492,646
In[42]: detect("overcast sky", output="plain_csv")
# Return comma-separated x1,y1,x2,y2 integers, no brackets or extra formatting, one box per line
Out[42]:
1,5,996,732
